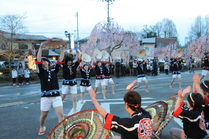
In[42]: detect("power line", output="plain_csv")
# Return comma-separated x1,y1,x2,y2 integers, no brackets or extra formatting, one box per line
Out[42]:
28,32,90,34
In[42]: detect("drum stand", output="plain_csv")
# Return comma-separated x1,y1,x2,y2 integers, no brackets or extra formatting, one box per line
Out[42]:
152,117,183,139
153,132,161,139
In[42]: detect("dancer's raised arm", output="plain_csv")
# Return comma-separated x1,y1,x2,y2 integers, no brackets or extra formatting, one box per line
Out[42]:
59,45,66,62
37,42,46,62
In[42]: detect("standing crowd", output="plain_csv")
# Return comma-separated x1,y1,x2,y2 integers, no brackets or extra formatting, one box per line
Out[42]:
129,57,160,77
11,63,31,86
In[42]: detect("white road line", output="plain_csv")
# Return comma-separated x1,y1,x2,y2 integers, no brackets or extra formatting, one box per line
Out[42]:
67,98,158,116
101,101,159,113
0,101,25,108
67,100,85,115
76,97,154,102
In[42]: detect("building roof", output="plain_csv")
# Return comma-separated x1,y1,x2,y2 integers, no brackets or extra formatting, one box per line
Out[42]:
78,36,89,42
41,50,59,57
48,50,59,56
142,38,155,44
0,31,48,40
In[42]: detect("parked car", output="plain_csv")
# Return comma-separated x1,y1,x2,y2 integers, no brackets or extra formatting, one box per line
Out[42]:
49,59,57,68
0,61,6,68
4,62,16,68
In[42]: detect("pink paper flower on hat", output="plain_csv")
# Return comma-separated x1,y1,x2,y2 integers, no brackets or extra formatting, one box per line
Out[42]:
74,48,79,51
73,48,80,53
47,38,53,41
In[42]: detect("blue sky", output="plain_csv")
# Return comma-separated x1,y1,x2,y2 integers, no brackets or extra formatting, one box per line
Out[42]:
0,0,208,45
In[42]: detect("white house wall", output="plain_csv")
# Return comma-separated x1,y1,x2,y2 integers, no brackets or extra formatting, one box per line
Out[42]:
142,44,155,60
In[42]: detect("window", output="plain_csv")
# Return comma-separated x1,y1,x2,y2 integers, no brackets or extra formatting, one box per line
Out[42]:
0,44,6,49
32,43,40,50
157,43,164,47
145,47,149,51
19,43,28,49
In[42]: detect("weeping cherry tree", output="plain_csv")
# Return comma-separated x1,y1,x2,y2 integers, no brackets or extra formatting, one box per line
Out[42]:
80,20,140,63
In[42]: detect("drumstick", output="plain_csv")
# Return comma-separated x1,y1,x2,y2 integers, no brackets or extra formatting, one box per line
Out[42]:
91,111,94,125
126,80,137,91
111,132,114,137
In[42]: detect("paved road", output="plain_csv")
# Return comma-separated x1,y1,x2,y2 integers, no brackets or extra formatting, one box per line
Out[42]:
0,70,202,139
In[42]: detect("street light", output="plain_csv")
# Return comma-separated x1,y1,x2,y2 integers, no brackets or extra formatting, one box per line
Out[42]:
64,31,71,49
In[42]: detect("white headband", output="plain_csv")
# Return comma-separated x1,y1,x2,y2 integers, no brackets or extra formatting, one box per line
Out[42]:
203,81,208,88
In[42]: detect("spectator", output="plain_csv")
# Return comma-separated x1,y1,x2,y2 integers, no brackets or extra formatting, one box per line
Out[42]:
17,63,24,86
147,59,152,75
111,58,115,75
170,58,174,72
181,59,186,72
189,57,195,73
129,60,133,76
133,60,137,76
152,57,158,76
200,53,209,81
121,63,126,76
164,59,170,75
11,68,17,86
24,68,30,85
142,60,147,74
146,64,151,75
115,59,121,78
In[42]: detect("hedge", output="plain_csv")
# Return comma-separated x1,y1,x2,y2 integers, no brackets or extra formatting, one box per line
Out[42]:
0,68,10,74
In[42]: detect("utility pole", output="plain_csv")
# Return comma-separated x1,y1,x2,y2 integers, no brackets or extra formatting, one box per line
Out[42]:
101,0,115,62
107,0,110,23
64,31,71,49
76,12,79,48
101,0,115,23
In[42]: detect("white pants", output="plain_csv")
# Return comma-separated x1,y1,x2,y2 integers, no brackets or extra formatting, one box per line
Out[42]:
62,85,78,94
95,79,105,88
202,70,209,76
172,74,181,78
80,86,92,92
103,78,113,86
40,96,63,111
137,77,147,83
